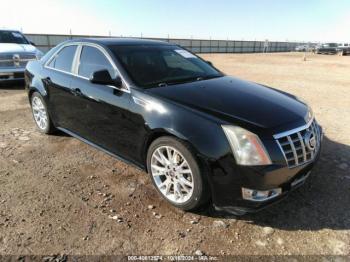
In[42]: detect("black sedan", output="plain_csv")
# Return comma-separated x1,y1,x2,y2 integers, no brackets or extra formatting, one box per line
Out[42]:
25,38,322,215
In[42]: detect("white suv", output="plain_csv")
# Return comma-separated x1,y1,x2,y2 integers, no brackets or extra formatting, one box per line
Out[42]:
0,30,43,83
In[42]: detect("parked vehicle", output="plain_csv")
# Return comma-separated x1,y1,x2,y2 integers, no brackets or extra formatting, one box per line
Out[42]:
295,45,308,52
295,44,315,52
0,30,43,83
336,43,350,56
25,38,322,215
314,43,338,54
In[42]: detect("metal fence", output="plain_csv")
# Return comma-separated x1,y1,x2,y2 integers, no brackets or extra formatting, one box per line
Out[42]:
25,33,304,54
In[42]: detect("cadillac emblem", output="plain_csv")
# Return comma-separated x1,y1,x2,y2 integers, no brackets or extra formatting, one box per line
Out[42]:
304,130,316,151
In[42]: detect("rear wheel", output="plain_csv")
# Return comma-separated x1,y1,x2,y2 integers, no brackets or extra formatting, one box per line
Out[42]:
30,92,55,134
147,136,209,211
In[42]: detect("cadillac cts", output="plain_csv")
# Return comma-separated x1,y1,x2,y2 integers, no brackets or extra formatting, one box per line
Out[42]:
25,38,322,215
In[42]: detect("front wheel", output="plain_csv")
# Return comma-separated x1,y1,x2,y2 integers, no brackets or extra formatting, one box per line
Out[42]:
147,136,209,211
30,92,55,134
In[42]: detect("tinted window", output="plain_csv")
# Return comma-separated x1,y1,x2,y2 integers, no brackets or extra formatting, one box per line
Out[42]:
49,45,77,72
78,46,114,78
163,50,202,73
0,31,28,44
41,43,64,64
110,45,221,88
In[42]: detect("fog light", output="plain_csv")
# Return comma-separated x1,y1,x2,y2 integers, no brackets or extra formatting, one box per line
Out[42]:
242,187,282,202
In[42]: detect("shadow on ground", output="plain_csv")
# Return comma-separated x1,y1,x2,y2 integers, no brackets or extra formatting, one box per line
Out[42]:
201,135,350,231
0,81,25,89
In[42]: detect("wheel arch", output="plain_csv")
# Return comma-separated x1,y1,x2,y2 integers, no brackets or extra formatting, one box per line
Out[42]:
28,81,47,101
142,127,213,184
142,128,189,167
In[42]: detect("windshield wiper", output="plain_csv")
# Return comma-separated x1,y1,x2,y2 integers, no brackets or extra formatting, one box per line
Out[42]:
150,74,222,88
196,74,222,81
155,77,198,87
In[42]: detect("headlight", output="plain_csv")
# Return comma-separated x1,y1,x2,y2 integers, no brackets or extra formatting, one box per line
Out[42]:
305,106,314,122
222,125,272,166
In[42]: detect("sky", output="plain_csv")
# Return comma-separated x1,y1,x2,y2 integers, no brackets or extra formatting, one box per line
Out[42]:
1,0,350,42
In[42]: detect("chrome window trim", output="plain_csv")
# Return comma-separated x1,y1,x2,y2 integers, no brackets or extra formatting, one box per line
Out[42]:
273,117,314,139
44,43,78,74
72,44,82,75
44,41,130,93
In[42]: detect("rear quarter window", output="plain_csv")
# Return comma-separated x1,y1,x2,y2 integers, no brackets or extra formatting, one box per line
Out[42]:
48,45,77,73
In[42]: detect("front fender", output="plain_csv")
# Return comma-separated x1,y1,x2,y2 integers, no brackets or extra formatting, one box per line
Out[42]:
131,89,231,165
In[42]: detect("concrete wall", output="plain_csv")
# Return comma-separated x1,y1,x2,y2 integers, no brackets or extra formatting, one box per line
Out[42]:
25,33,303,54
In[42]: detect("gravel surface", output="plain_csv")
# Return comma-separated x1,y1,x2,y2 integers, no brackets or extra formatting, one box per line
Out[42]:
0,52,349,255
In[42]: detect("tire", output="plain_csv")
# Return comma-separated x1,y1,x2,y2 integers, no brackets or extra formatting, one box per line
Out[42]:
147,136,209,211
30,92,56,134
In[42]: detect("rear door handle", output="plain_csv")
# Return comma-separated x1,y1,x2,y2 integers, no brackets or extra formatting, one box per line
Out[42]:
43,77,51,84
72,88,82,96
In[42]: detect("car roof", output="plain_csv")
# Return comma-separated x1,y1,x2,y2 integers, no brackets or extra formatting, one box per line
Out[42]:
67,37,173,46
0,29,22,33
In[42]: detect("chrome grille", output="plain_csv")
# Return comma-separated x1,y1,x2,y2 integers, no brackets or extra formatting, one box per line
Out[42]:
0,53,36,68
0,61,14,68
275,119,321,168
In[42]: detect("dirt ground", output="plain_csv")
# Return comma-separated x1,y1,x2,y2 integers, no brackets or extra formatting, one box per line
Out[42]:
0,52,349,256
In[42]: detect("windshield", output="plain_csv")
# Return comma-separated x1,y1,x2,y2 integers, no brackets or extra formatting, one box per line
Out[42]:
109,45,222,88
0,31,29,44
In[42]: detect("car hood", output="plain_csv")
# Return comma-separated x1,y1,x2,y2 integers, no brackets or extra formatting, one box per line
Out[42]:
147,76,308,130
0,43,36,53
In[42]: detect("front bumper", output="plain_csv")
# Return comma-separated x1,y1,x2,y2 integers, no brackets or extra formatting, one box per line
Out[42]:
213,162,317,215
208,125,323,215
0,68,25,82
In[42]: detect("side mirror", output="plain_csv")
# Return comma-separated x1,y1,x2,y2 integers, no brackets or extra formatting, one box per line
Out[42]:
206,61,213,67
90,70,122,88
30,41,36,46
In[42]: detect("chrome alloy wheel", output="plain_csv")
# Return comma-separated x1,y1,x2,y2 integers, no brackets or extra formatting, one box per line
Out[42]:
151,146,194,204
31,96,48,130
